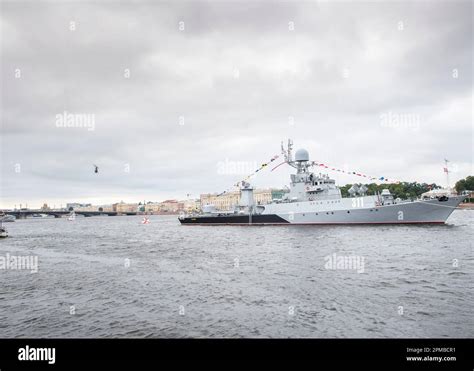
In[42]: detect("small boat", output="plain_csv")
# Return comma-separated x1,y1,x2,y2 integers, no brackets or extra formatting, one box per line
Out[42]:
141,216,150,224
67,211,76,221
0,226,8,238
1,215,16,222
30,213,54,218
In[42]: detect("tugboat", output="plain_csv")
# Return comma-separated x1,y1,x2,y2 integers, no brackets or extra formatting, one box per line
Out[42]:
179,140,465,225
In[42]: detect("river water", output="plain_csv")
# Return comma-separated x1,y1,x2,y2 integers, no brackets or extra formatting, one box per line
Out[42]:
0,210,472,338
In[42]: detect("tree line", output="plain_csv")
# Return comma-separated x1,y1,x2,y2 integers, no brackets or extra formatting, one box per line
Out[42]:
454,176,474,194
339,176,473,200
339,182,441,199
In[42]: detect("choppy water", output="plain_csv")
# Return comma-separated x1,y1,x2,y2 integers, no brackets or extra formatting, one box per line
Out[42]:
0,210,472,338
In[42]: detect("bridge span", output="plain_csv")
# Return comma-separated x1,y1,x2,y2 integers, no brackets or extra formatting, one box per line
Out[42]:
0,210,137,219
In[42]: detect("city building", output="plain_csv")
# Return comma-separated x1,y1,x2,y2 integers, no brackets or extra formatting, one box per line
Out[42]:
160,200,184,213
66,203,91,211
144,202,162,213
253,189,273,205
200,188,288,211
181,199,200,212
96,204,114,213
200,191,240,211
114,202,138,214
142,200,188,214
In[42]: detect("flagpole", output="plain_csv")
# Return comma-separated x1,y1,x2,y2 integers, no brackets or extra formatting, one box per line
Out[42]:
444,159,450,189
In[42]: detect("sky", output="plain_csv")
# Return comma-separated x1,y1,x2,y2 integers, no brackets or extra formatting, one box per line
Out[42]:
1,0,472,209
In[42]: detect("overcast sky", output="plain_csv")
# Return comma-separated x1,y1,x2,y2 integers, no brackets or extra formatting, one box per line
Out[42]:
1,0,472,208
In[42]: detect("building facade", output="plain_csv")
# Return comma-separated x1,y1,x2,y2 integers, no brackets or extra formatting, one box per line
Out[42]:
200,188,288,211
200,191,240,211
115,202,138,214
66,203,91,211
143,200,187,214
160,200,184,213
180,199,200,212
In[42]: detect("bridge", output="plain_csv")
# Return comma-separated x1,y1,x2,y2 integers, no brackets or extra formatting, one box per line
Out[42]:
0,210,137,219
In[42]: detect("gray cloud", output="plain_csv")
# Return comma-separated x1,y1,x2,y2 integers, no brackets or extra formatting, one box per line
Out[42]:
1,1,472,208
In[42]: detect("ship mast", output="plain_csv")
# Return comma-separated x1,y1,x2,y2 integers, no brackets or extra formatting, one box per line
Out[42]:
444,159,450,189
281,139,297,169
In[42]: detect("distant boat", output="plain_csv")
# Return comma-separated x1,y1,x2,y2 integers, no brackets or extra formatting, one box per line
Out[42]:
141,216,150,224
0,212,15,222
0,226,8,238
67,211,76,221
30,213,54,218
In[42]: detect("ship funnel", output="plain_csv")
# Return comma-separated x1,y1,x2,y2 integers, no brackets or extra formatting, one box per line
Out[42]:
239,185,255,207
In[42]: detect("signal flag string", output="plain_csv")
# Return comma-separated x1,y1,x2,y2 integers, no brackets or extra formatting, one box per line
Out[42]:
214,154,280,197
271,160,401,184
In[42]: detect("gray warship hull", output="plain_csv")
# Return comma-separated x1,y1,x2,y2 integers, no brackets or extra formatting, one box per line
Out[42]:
180,195,465,225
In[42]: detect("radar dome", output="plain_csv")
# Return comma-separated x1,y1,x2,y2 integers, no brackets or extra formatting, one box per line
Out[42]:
295,148,309,162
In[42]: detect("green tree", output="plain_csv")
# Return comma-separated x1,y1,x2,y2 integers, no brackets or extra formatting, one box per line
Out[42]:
455,176,474,193
339,181,440,199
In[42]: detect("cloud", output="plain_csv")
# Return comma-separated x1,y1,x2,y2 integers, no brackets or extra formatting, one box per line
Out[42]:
1,1,472,208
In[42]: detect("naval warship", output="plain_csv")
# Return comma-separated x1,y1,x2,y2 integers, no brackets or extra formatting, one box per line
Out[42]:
179,141,465,225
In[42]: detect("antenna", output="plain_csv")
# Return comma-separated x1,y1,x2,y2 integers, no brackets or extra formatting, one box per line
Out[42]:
281,139,297,169
287,139,293,162
281,141,288,162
